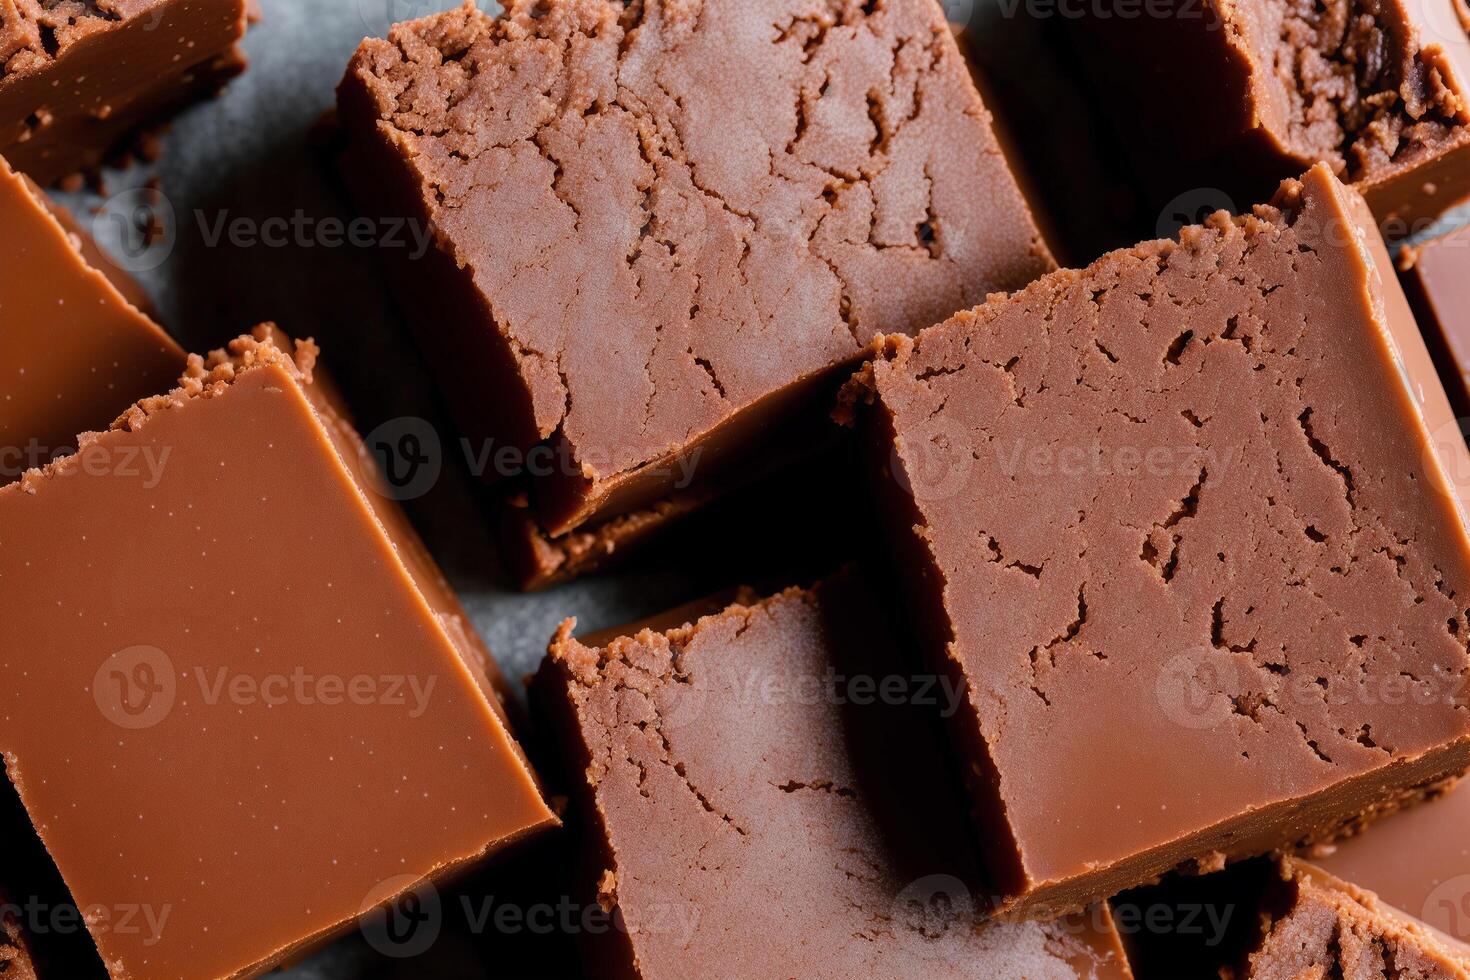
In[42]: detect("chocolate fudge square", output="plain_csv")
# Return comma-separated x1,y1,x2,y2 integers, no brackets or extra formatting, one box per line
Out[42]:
0,0,249,185
535,572,1134,979
338,0,1052,541
1247,859,1470,978
1074,0,1470,236
845,164,1470,917
0,330,554,979
0,153,184,480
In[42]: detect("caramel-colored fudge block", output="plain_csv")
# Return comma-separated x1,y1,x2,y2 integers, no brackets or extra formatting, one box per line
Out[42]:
535,573,1134,979
337,0,1052,548
0,153,183,480
846,164,1470,917
0,0,249,184
0,332,555,979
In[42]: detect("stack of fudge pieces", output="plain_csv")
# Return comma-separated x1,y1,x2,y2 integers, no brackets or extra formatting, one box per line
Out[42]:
3,0,1470,977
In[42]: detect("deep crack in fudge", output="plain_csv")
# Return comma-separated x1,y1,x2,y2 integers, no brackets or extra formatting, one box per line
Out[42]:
0,152,184,484
535,572,1133,979
0,329,555,978
338,0,1053,546
1075,0,1470,236
1246,859,1470,978
843,164,1470,917
0,0,250,185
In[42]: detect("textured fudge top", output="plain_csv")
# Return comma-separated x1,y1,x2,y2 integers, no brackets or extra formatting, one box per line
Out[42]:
0,0,165,79
0,332,553,978
856,165,1470,903
1225,0,1470,182
347,0,1051,484
1248,861,1470,979
543,576,1130,979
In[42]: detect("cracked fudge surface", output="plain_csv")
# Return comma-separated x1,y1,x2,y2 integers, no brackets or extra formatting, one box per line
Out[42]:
0,0,249,184
339,0,1052,539
847,165,1470,917
1077,0,1470,234
536,573,1133,980
0,331,554,979
0,153,184,478
1247,860,1470,979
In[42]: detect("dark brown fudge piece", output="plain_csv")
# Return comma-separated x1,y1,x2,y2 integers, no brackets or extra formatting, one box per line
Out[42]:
0,0,249,185
1075,0,1470,237
844,164,1470,918
535,573,1134,980
1402,220,1470,418
338,0,1053,542
1247,860,1470,978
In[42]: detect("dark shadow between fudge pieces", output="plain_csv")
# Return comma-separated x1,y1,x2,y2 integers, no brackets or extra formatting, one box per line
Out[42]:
0,763,109,980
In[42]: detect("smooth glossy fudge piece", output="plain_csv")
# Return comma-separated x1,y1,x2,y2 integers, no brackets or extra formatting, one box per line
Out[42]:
0,0,249,185
0,331,555,979
1311,779,1470,951
1076,0,1470,235
338,0,1053,542
535,572,1133,980
1247,859,1470,978
0,153,184,482
1402,221,1470,418
845,164,1470,917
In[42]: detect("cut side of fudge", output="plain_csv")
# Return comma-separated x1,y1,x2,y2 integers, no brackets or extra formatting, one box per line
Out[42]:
337,0,1054,549
1246,860,1470,979
845,163,1470,918
1074,0,1470,234
0,0,250,184
0,152,184,483
0,329,555,979
535,572,1134,979
1310,778,1470,951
